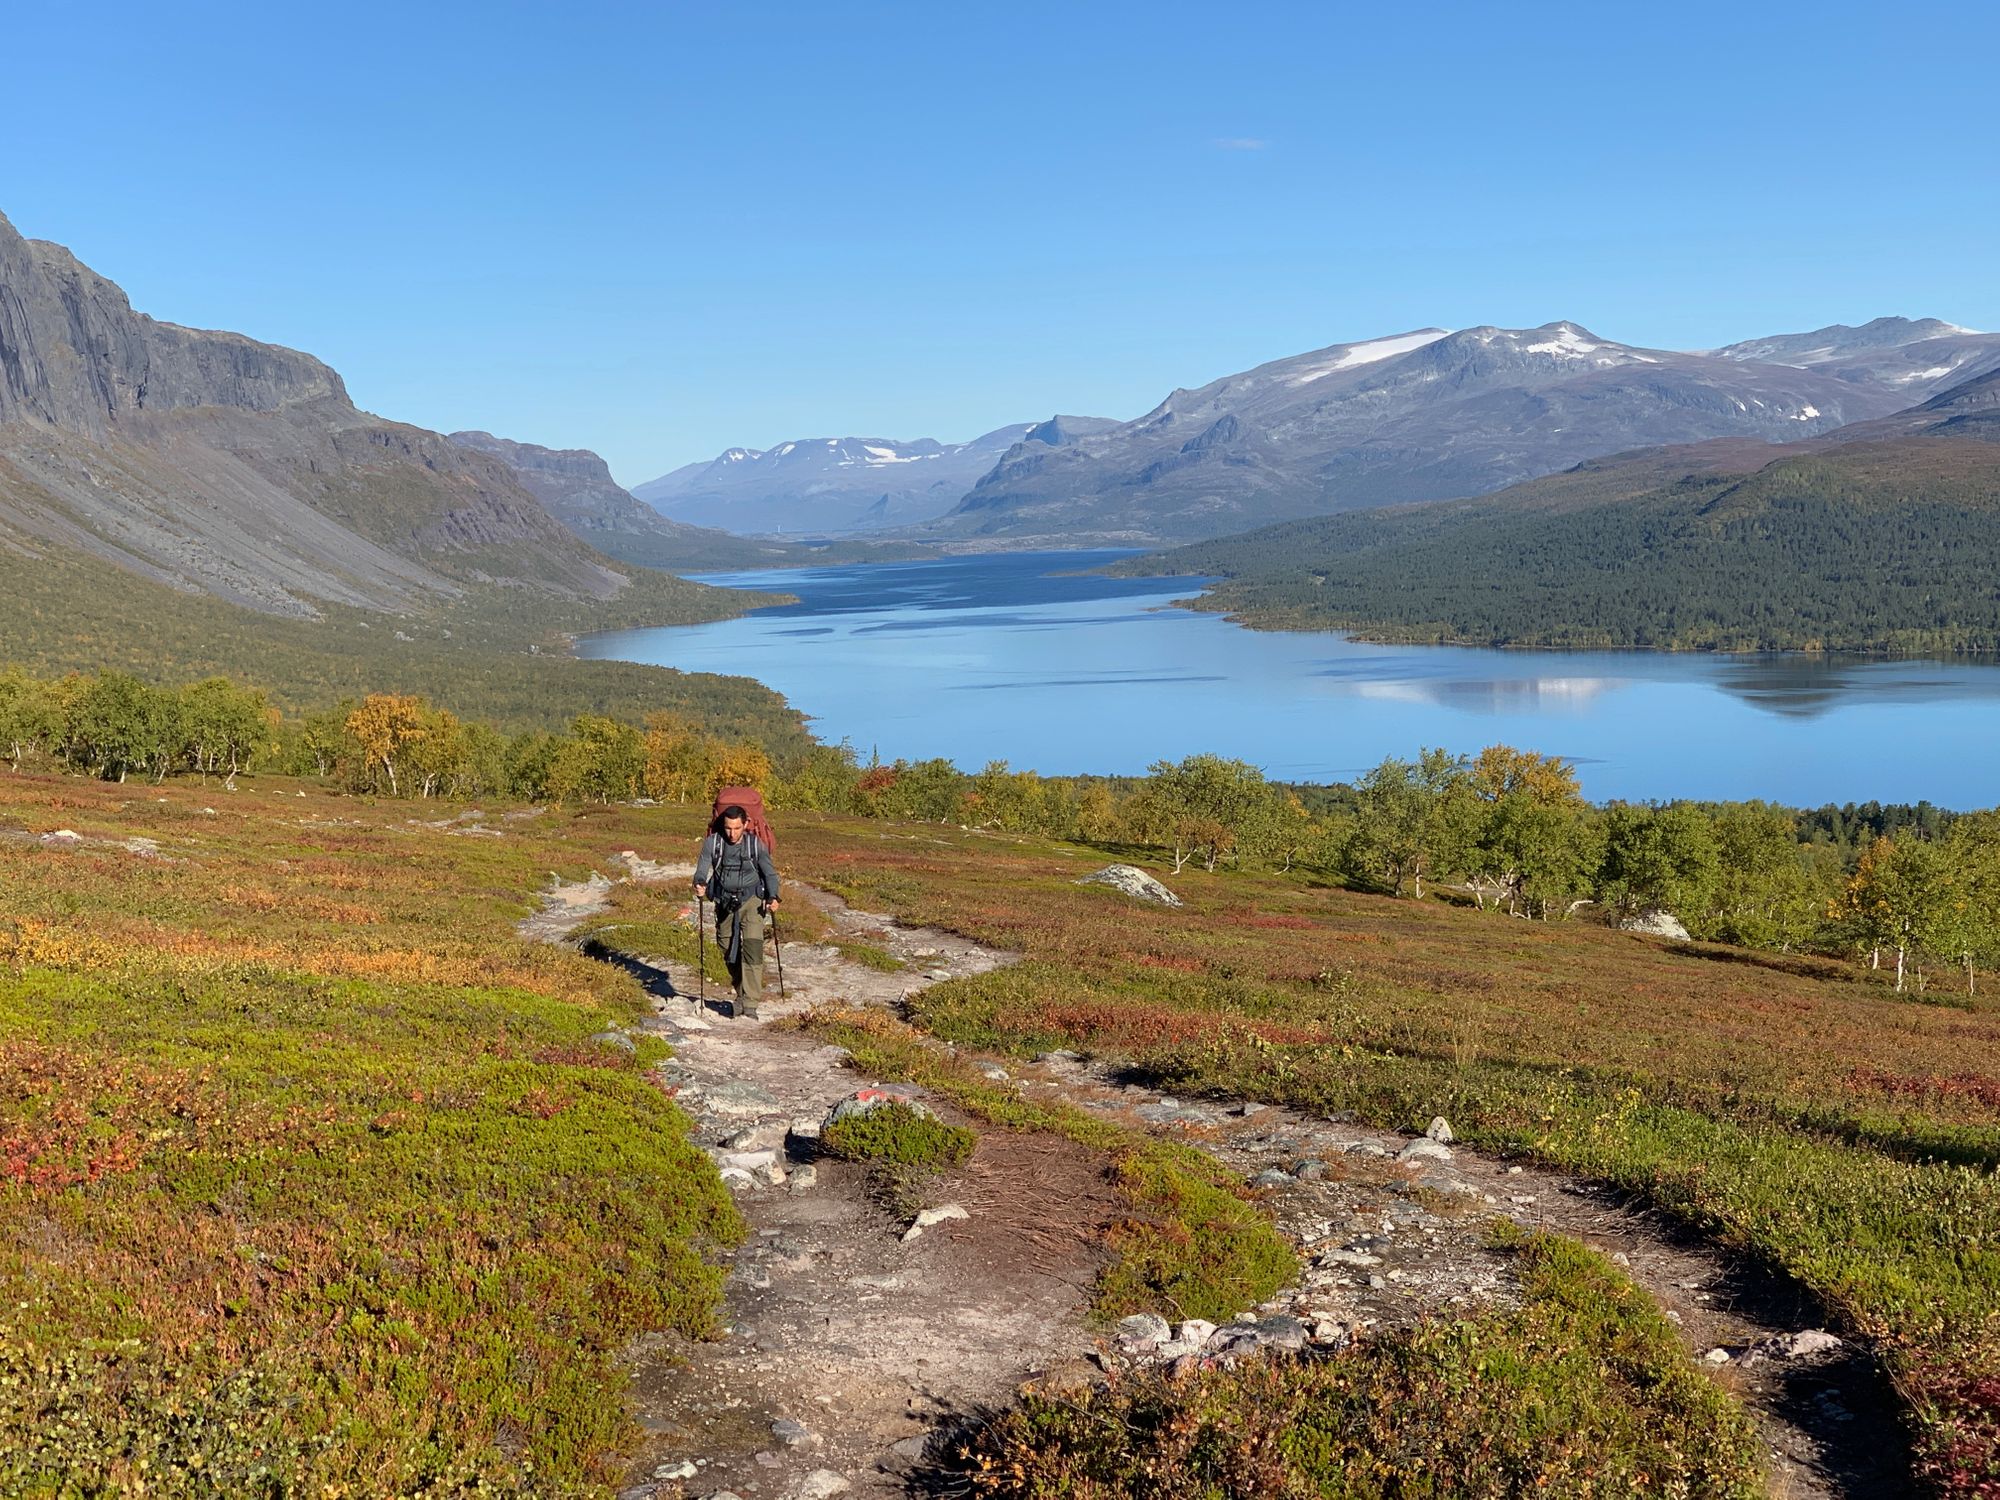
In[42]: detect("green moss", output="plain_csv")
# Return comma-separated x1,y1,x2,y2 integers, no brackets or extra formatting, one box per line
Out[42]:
821,1102,975,1170
832,938,906,972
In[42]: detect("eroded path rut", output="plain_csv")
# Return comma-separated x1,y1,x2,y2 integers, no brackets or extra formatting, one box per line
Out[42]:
526,862,1907,1500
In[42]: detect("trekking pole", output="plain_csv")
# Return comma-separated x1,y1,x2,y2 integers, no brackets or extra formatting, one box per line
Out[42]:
769,906,787,1001
696,894,706,1009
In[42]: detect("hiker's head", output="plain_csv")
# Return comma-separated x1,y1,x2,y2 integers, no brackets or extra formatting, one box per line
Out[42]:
719,806,748,842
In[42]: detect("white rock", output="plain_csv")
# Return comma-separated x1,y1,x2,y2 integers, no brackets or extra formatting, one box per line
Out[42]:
788,1165,819,1191
793,1470,850,1500
1075,864,1182,906
1177,1319,1217,1347
1318,1249,1382,1268
1116,1313,1171,1346
1619,909,1692,940
654,1460,698,1480
1398,1139,1454,1164
721,1149,778,1172
1702,1347,1732,1365
913,1203,969,1230
1425,1116,1454,1143
1781,1329,1844,1359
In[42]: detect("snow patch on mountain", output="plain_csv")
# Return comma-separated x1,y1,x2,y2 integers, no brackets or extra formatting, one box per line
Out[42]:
1288,328,1451,385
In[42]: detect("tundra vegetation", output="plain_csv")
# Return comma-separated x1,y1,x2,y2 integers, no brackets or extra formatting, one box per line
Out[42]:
6,665,2000,1492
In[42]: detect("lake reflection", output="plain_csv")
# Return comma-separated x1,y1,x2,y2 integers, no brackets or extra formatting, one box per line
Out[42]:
575,551,2000,806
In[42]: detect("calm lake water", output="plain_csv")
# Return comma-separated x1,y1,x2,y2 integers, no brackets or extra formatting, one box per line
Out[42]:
576,550,2000,806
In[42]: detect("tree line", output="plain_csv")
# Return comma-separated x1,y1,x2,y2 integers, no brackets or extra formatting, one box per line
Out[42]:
8,665,1996,994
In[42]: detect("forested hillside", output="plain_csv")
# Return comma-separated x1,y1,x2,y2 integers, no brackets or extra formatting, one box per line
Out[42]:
1129,431,2000,652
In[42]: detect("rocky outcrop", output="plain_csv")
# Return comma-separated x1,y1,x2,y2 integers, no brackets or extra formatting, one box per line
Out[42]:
0,212,344,436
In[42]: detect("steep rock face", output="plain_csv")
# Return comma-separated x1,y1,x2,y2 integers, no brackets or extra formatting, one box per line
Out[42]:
0,213,344,435
0,210,631,614
934,322,1939,543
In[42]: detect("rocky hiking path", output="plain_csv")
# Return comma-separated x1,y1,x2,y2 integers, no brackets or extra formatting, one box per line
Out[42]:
524,860,1906,1500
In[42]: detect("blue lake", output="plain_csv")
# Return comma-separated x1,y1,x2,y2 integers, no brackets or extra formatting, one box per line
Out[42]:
576,550,2000,806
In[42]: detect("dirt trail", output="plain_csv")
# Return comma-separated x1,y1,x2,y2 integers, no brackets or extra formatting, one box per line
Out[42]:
524,867,1907,1500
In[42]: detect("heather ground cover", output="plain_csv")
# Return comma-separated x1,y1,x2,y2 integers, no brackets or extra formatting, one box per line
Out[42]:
0,774,743,1494
777,814,2000,1494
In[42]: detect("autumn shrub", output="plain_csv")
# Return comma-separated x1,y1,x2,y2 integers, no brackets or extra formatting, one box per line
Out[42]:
954,1232,1765,1499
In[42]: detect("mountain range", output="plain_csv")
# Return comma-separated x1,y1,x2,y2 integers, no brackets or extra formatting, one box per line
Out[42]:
920,319,2000,545
1120,359,2000,652
634,418,1119,535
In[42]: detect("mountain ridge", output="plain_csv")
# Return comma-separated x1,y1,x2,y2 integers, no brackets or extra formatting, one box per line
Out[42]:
634,417,1119,535
920,318,2000,546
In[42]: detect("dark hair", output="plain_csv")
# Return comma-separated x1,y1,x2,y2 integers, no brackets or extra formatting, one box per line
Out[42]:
719,805,748,822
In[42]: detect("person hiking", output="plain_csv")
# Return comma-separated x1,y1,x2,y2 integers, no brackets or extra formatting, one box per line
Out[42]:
693,803,781,1019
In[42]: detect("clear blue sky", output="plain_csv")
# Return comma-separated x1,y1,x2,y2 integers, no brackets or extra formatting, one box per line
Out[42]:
10,1,1996,485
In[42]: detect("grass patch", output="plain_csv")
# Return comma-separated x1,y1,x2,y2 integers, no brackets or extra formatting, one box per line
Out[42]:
822,1102,976,1170
833,937,907,972
803,1006,1295,1323
955,1229,1765,1498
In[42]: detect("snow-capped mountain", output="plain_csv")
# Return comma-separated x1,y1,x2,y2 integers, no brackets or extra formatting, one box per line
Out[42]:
926,321,1972,544
1716,316,2000,394
635,422,1116,535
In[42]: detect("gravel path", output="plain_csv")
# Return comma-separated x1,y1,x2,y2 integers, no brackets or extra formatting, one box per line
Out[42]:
522,865,1909,1499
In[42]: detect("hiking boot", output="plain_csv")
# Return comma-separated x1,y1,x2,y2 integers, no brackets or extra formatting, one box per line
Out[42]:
735,1003,761,1021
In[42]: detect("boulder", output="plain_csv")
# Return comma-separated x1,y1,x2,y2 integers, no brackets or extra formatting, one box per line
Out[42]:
1076,864,1182,907
824,1086,931,1129
1398,1138,1454,1165
1116,1313,1171,1347
793,1473,850,1500
1780,1329,1844,1360
1619,909,1692,940
1424,1116,1454,1143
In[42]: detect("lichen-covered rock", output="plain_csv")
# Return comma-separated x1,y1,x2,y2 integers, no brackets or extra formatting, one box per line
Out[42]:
1076,864,1182,907
1619,909,1692,940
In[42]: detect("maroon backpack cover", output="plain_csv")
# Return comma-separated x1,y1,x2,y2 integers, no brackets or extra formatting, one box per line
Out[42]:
709,787,777,856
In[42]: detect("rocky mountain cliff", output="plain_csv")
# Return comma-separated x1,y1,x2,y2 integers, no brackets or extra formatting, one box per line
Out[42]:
636,418,1118,535
925,321,1987,546
0,211,652,616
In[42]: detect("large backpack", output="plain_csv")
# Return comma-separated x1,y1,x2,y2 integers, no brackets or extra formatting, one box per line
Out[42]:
709,786,777,857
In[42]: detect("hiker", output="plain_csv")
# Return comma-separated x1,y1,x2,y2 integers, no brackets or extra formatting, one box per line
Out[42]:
693,802,781,1019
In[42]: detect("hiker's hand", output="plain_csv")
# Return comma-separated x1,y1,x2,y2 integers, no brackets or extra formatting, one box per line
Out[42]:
693,883,707,899
766,899,780,911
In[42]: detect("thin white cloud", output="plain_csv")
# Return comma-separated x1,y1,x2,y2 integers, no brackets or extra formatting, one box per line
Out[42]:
1213,136,1269,151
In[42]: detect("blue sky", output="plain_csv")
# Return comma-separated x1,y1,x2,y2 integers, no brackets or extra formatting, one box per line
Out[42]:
10,1,1996,485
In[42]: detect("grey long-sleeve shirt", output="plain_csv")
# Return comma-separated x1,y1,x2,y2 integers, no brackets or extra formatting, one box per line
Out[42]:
694,831,779,903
